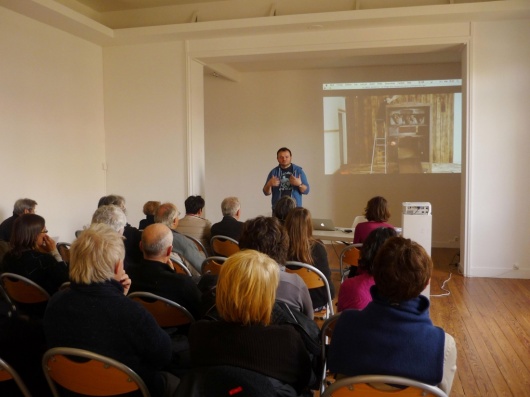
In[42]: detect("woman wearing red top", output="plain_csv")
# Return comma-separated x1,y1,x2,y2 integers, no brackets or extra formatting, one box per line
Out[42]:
353,196,393,244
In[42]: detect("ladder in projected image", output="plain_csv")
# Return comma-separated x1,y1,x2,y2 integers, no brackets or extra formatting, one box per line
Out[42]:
370,120,387,174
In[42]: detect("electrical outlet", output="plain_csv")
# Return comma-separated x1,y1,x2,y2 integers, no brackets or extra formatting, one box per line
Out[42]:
513,263,519,270
453,236,459,242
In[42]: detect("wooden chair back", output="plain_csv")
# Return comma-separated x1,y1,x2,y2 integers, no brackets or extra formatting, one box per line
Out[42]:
0,273,50,305
0,357,32,397
320,313,341,393
321,375,448,397
210,235,239,257
42,347,150,396
201,256,227,275
285,261,334,319
170,252,192,276
183,234,209,257
339,244,362,282
56,243,71,264
128,291,195,327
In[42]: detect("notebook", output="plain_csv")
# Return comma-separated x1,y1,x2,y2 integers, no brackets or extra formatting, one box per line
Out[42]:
312,218,336,231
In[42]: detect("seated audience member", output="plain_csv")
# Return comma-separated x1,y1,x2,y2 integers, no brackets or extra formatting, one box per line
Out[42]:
1,214,68,296
139,200,160,230
239,216,313,319
337,227,397,311
155,203,204,274
176,195,212,254
97,194,143,263
0,198,37,242
284,207,335,312
43,224,179,397
272,196,296,224
128,223,201,319
353,196,393,244
210,197,244,242
185,250,314,396
328,237,457,394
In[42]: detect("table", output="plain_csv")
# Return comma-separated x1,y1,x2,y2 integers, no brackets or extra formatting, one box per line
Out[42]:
313,229,354,243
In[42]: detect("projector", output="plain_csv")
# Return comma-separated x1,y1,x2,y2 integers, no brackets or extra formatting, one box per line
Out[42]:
402,202,432,215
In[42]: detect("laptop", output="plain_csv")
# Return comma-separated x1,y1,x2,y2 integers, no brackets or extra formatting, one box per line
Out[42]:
312,218,336,231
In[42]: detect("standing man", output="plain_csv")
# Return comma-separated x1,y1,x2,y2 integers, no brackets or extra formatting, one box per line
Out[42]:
263,147,309,209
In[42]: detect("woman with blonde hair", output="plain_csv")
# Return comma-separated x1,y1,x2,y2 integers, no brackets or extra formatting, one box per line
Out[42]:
284,207,335,312
186,250,313,396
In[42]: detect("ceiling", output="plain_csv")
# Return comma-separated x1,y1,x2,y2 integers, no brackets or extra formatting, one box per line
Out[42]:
5,0,519,73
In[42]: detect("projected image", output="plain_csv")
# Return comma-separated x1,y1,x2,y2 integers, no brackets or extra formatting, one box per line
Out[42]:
323,81,462,175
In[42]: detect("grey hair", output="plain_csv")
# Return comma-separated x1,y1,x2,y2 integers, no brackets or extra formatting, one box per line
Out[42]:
221,197,240,217
141,225,173,257
154,203,178,228
91,205,127,233
13,198,37,215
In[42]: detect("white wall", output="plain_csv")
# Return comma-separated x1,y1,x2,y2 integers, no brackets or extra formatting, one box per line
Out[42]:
0,7,106,242
466,19,530,277
102,41,190,228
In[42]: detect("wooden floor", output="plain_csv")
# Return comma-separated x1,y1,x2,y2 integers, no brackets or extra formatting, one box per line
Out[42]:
325,245,530,397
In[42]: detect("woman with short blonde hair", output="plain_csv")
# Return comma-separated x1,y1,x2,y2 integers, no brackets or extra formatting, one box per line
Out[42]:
216,250,278,326
187,249,313,395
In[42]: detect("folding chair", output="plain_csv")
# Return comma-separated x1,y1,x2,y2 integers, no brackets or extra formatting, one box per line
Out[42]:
201,256,227,275
42,347,150,397
56,243,71,264
0,273,50,315
321,374,448,397
128,291,195,328
210,235,239,257
183,234,209,257
320,313,341,394
169,252,193,276
339,243,362,282
285,261,334,320
0,357,32,397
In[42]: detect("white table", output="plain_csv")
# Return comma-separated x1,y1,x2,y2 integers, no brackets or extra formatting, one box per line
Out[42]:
313,229,354,243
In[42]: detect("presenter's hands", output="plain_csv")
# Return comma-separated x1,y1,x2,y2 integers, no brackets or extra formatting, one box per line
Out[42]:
269,176,280,187
289,174,302,187
264,176,279,195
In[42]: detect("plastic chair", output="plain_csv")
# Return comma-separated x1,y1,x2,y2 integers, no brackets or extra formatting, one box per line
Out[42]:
321,374,448,397
128,291,195,328
183,234,209,257
351,216,367,229
56,243,71,264
210,235,239,257
320,313,341,394
0,273,50,310
201,256,227,275
0,357,32,397
339,243,362,282
285,261,334,319
42,347,150,397
170,252,192,276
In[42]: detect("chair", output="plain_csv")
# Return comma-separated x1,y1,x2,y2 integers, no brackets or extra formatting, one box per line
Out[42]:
320,313,341,394
285,261,334,319
339,243,362,282
351,216,367,229
42,347,150,397
170,252,192,276
128,291,195,328
0,357,32,397
56,242,71,264
201,256,227,275
210,235,239,257
183,234,209,257
0,273,50,309
321,374,448,397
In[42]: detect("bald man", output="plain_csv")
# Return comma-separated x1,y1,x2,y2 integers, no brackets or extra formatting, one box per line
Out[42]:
127,223,201,319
